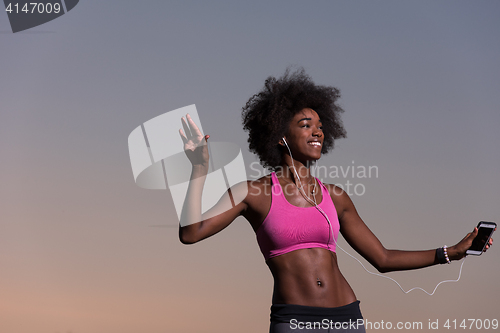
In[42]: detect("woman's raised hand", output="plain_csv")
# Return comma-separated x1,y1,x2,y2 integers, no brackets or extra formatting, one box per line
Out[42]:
179,114,210,169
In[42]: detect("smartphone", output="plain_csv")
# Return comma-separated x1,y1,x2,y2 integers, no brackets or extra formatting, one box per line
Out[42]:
466,221,497,255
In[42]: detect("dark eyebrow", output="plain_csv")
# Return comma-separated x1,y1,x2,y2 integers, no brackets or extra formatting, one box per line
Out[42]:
297,117,322,124
297,117,312,123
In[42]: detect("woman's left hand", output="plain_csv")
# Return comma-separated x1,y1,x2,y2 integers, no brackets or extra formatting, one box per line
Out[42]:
448,227,495,261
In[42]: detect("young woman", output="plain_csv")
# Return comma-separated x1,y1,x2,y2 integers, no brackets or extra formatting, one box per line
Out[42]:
178,68,493,333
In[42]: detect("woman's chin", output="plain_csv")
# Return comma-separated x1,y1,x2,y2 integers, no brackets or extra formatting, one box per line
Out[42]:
310,153,322,161
302,156,321,164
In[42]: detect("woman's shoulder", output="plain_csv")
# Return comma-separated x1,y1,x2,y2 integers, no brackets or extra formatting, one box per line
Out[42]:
319,181,352,212
233,175,273,227
318,181,345,198
226,174,273,201
246,173,273,196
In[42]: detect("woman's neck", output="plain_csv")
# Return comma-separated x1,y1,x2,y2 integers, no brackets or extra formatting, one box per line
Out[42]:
276,156,314,186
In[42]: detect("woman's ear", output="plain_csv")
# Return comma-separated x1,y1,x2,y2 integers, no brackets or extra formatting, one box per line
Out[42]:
278,136,287,146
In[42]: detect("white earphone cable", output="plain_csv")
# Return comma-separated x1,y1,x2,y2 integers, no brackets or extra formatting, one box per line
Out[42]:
282,138,465,295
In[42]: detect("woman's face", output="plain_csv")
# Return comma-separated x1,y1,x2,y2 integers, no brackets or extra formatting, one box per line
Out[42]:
283,108,323,163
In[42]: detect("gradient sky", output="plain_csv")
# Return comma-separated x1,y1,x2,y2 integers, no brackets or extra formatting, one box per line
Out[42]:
1,1,499,332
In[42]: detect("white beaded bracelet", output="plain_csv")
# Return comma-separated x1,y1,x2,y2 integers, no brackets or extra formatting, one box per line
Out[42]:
443,245,451,264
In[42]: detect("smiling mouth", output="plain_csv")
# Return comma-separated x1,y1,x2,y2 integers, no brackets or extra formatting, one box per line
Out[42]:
308,141,322,147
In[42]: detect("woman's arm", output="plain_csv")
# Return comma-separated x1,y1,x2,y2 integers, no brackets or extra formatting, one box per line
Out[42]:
329,186,491,273
178,114,248,244
179,178,249,244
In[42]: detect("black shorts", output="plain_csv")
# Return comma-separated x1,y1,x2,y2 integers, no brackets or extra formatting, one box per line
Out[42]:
269,300,366,333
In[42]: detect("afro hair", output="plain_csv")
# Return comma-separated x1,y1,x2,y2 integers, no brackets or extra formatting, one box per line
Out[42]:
242,67,346,170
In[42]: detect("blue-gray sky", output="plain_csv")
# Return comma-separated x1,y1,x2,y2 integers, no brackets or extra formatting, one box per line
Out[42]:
1,1,499,332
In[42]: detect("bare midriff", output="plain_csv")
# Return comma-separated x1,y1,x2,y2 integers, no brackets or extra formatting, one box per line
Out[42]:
266,247,357,307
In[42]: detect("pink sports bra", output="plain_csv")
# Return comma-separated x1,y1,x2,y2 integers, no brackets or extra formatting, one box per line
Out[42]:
256,172,340,261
